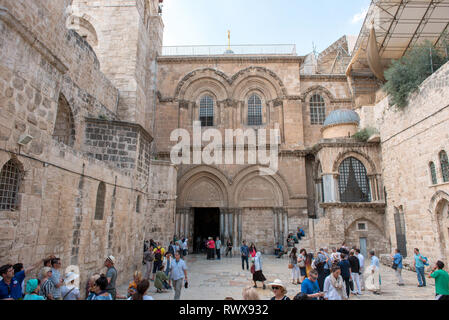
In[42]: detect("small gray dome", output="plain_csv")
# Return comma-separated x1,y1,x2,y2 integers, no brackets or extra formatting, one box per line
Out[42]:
323,109,360,127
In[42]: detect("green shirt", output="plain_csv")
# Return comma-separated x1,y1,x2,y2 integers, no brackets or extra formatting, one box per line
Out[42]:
431,269,449,295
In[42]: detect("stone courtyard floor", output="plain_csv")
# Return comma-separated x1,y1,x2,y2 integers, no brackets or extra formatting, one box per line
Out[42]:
117,254,436,300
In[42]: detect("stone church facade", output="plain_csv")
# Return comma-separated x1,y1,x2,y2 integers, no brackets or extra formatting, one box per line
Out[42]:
0,0,448,289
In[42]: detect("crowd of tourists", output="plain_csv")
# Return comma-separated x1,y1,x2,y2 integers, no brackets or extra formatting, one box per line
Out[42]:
0,236,190,301
1,230,448,301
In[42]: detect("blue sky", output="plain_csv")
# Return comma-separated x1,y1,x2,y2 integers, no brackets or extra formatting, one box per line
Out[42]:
162,0,371,55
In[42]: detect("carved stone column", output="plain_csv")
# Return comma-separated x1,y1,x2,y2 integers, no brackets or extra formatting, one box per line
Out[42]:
283,210,289,247
273,209,279,246
237,209,242,249
219,208,225,241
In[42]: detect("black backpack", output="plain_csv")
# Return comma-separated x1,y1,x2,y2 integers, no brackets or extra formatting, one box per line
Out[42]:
155,248,162,262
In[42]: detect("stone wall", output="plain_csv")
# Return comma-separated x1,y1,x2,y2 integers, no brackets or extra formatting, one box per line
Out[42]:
365,61,449,266
0,0,176,293
70,0,163,132
83,118,153,173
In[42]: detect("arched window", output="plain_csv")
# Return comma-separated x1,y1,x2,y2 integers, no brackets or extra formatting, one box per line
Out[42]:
429,162,438,185
0,160,22,211
94,182,106,220
136,195,141,213
248,94,263,126
53,95,75,147
440,151,449,183
338,157,371,203
199,95,214,127
310,94,326,125
68,16,99,48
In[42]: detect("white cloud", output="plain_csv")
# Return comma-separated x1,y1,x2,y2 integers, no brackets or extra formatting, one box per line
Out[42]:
351,7,368,24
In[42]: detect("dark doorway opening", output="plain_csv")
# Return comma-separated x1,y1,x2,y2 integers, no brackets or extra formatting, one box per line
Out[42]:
193,208,220,253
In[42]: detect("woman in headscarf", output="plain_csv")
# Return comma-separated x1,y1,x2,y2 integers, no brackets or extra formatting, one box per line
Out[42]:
23,279,45,300
252,252,267,290
323,265,348,300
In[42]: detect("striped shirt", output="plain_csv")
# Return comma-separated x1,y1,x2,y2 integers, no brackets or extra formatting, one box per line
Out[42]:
39,279,55,299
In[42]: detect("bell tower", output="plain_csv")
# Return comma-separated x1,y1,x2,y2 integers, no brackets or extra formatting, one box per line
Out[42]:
68,0,164,133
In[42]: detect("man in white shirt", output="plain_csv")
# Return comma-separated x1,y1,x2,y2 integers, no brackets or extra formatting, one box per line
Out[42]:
356,248,365,291
182,238,188,257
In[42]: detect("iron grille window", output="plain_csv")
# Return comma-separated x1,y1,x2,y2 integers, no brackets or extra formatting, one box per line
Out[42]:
440,151,449,183
94,182,106,220
430,162,438,185
310,94,326,125
0,160,22,211
199,95,214,127
338,157,371,203
248,94,263,126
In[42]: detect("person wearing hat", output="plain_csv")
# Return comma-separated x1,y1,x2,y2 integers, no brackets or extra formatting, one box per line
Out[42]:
23,279,45,300
39,267,55,300
61,272,81,300
268,279,290,300
104,256,117,300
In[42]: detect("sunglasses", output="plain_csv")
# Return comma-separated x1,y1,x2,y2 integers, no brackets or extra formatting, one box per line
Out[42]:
272,287,281,290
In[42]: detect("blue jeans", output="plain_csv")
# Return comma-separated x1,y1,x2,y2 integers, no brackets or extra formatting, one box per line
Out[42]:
416,267,426,286
241,256,249,270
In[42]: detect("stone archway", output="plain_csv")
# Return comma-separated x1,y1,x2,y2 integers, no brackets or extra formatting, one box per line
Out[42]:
434,197,449,264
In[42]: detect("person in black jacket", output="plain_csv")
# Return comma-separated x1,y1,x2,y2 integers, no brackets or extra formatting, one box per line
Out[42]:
337,253,352,297
348,250,362,295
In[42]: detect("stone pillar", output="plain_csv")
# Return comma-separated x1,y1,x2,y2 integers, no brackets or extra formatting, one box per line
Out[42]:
273,209,279,245
377,174,384,201
184,210,189,238
232,209,238,249
220,209,225,241
175,211,179,237
237,209,242,248
283,210,289,247
322,174,337,203
224,211,229,240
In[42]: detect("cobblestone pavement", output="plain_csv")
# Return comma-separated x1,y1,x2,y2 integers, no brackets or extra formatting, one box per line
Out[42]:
117,254,436,300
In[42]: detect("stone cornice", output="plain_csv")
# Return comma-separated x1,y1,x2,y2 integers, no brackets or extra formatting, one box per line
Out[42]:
85,118,154,143
310,139,380,154
301,74,348,81
320,202,386,209
0,6,68,74
157,55,305,64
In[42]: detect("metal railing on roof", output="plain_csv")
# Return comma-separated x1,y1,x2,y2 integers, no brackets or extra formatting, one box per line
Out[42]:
161,44,297,56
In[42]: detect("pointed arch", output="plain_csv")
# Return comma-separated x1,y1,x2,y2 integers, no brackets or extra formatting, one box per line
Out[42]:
338,157,371,203
53,94,75,147
94,182,106,220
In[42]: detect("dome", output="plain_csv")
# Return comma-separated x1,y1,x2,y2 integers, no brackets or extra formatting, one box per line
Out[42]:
323,109,360,127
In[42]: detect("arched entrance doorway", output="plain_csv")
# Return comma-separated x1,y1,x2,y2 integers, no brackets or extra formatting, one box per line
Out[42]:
176,167,230,253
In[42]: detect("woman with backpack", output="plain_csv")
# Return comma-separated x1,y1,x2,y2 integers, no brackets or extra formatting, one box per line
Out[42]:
152,245,165,281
